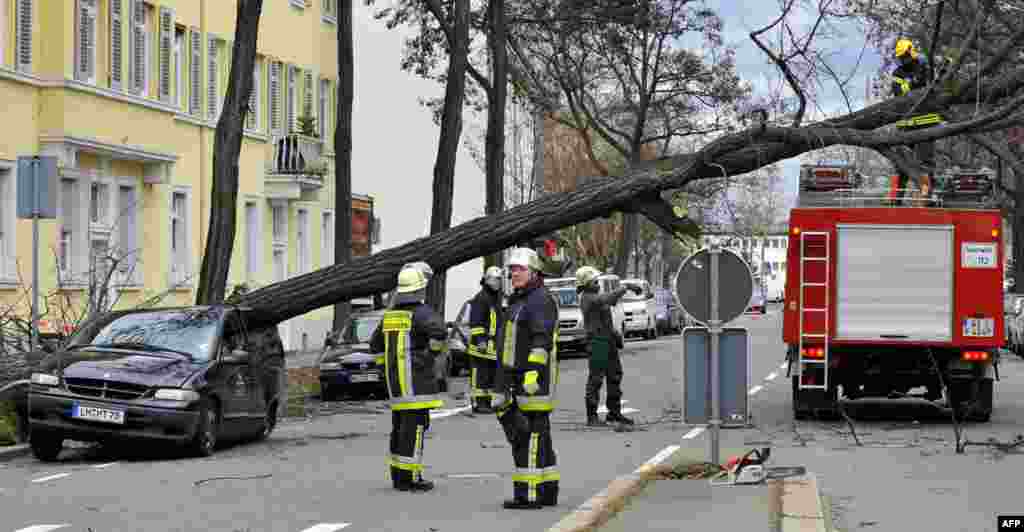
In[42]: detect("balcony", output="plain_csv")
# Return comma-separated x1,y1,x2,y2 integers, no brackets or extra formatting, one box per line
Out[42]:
265,134,327,200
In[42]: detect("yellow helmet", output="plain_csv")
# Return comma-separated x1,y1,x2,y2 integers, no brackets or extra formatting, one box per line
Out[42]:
575,265,602,288
396,263,429,293
483,266,503,281
508,248,542,272
895,38,916,59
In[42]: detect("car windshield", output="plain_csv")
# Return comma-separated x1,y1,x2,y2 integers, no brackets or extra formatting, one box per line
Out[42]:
348,316,382,344
78,308,223,361
554,288,579,308
622,283,646,301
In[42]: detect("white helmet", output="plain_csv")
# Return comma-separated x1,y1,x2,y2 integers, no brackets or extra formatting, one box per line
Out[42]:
508,248,542,272
575,265,602,288
396,262,431,293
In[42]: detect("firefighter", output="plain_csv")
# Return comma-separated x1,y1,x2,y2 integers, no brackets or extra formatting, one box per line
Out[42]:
576,265,641,427
468,266,505,413
887,37,943,203
369,261,448,492
492,248,560,509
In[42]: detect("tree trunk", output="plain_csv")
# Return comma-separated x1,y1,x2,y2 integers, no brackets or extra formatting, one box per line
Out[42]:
332,0,355,331
425,0,471,315
236,73,1024,329
484,0,508,271
195,0,264,305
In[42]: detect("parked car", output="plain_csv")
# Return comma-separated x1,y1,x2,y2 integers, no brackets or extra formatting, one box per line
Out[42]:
446,301,472,376
318,309,453,401
1004,292,1024,358
621,279,658,340
546,282,586,356
747,282,767,314
27,305,285,461
597,274,627,341
654,288,684,335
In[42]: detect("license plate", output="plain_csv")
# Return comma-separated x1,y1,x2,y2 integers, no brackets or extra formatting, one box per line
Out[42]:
72,403,125,425
350,373,380,383
963,318,995,337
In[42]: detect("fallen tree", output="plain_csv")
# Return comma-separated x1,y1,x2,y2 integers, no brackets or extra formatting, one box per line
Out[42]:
238,63,1024,328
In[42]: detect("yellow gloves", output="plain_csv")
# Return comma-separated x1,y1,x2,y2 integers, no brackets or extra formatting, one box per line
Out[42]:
523,370,539,395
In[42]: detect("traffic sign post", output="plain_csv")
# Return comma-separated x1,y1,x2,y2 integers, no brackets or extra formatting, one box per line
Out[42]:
16,155,58,353
675,243,754,466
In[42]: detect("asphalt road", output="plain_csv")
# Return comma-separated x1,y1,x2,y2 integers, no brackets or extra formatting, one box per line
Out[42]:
3,305,1023,531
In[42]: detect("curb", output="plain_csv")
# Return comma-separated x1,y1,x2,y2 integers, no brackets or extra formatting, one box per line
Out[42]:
0,443,30,461
547,445,743,532
771,473,828,532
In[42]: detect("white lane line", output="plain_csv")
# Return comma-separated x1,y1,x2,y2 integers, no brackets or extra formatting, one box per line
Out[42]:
682,427,706,439
748,385,764,396
636,444,680,473
779,362,788,370
92,462,118,469
430,406,472,420
765,372,778,381
31,473,70,484
447,473,502,479
13,526,71,532
299,524,351,532
597,406,640,414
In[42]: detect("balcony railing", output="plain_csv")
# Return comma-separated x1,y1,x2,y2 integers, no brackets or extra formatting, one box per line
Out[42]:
266,134,326,188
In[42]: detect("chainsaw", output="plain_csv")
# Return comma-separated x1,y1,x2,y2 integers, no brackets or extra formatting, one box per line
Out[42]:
710,447,770,486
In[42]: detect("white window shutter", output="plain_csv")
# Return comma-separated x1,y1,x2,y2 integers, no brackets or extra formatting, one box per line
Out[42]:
189,29,201,115
287,65,296,133
16,0,32,73
270,61,281,133
76,0,97,82
131,0,145,94
158,8,173,102
318,78,327,139
207,36,218,120
303,70,313,120
247,60,259,130
109,0,123,88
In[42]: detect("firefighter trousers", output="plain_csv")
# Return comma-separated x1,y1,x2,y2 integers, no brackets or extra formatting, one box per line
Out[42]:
497,402,559,505
470,356,497,407
389,409,430,488
585,337,624,417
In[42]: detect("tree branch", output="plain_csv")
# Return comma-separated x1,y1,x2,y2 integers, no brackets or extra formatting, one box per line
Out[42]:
626,195,701,241
421,0,493,94
749,0,807,126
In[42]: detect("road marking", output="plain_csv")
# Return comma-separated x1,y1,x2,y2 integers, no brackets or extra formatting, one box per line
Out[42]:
13,526,71,532
765,372,778,381
92,462,118,469
748,385,764,396
597,406,639,414
447,473,502,479
430,405,471,420
299,524,351,532
682,427,706,439
779,362,789,370
31,473,70,484
636,444,680,473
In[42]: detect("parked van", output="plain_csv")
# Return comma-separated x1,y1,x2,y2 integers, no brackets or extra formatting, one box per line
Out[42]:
621,278,658,340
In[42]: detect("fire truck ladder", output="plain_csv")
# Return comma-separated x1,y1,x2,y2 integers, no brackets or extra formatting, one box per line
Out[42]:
798,231,830,391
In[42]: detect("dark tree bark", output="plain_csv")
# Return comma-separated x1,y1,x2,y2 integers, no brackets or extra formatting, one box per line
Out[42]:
332,0,355,331
236,68,1024,330
483,0,508,271
195,0,264,304
425,0,471,315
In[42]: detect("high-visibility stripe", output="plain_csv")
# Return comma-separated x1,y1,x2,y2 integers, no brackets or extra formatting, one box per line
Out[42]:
388,458,424,472
502,315,519,368
529,432,539,502
470,327,487,336
390,396,444,410
518,394,554,411
528,348,548,365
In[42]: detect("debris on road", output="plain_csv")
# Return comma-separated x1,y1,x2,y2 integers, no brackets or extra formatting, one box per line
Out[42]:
193,474,273,487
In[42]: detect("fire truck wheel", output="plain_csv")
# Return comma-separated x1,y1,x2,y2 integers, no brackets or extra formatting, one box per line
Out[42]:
950,379,993,423
791,375,838,421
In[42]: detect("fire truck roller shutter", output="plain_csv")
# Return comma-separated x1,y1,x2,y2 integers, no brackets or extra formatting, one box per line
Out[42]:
835,224,954,342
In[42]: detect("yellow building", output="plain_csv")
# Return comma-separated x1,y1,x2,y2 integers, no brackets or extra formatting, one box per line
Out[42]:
0,0,357,351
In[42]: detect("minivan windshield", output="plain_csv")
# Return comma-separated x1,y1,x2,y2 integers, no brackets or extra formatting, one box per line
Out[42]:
347,315,382,344
553,288,579,307
78,308,223,361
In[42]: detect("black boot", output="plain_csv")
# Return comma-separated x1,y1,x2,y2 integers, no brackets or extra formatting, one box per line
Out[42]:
606,412,634,425
503,498,543,510
396,479,434,492
586,404,605,426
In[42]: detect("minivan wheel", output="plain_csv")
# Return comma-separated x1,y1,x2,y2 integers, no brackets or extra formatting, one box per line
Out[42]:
189,400,219,457
30,430,63,462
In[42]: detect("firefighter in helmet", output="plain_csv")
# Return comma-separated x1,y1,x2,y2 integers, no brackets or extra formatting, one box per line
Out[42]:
467,266,505,413
369,261,449,492
492,248,560,509
576,265,640,426
887,37,943,203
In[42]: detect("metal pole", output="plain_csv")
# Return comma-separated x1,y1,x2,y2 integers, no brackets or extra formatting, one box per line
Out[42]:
708,243,721,466
30,157,39,353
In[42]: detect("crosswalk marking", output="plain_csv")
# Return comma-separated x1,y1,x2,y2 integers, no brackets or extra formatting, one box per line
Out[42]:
13,526,71,532
430,405,471,420
748,385,764,396
765,372,778,381
596,399,637,415
299,524,351,532
682,427,706,439
31,473,70,484
92,462,118,469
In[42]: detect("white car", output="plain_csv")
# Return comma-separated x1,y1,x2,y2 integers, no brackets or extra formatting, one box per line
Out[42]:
621,279,658,340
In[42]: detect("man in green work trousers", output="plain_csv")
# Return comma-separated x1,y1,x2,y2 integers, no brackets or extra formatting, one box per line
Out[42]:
576,266,642,427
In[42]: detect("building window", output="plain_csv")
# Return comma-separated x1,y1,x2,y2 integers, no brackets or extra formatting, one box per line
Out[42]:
189,28,201,115
246,59,261,131
173,27,185,109
245,201,261,282
321,211,333,267
272,248,286,283
129,0,151,96
90,182,110,225
59,179,82,279
290,0,307,9
116,185,139,283
322,0,337,22
157,7,175,102
207,35,221,120
16,0,32,73
297,208,310,274
271,204,286,244
269,61,282,134
75,0,98,84
170,190,190,285
0,168,14,281
109,0,123,88
287,65,297,133
318,78,328,139
303,70,314,126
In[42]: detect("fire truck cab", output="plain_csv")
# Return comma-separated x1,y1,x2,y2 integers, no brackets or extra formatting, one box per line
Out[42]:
783,182,1003,422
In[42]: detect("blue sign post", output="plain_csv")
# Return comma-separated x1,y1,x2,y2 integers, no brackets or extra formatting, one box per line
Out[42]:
16,155,58,353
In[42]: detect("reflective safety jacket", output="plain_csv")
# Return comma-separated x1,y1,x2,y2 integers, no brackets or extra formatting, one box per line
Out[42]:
495,279,559,412
468,287,503,360
891,54,943,128
369,302,448,411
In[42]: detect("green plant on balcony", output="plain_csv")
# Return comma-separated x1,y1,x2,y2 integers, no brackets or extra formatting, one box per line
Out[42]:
296,113,319,138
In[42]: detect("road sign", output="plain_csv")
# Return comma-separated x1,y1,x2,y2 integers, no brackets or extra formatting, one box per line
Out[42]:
674,246,753,325
16,155,58,219
682,327,749,426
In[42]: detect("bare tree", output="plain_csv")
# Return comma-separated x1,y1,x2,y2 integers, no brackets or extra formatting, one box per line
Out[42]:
195,0,264,304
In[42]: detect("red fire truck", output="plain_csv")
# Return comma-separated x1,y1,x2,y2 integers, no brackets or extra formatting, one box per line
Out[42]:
782,185,1003,422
